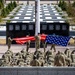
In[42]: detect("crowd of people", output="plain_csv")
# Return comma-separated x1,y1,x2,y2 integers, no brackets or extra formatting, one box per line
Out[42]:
0,33,75,67
0,47,75,67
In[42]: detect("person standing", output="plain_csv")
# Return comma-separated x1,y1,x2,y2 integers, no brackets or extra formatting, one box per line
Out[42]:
8,36,13,50
26,34,30,52
54,51,66,66
50,44,56,52
30,56,39,66
35,33,41,51
41,33,47,52
50,33,56,52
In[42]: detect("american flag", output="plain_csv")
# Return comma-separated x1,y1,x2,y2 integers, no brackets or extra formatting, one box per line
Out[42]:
45,35,71,46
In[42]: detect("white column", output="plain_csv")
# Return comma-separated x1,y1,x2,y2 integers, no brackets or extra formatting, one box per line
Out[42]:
35,0,40,35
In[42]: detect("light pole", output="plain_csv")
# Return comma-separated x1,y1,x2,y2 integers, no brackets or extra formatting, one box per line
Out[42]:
35,0,40,35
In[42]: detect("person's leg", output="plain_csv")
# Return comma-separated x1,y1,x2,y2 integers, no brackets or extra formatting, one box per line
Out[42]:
8,45,11,50
26,44,28,52
44,42,46,52
50,45,53,50
53,45,56,52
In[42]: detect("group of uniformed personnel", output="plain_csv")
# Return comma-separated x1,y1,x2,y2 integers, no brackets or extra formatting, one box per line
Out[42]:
1,33,75,67
7,33,56,52
0,46,75,67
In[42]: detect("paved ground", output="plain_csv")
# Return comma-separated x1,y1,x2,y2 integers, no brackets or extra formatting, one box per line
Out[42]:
0,44,75,58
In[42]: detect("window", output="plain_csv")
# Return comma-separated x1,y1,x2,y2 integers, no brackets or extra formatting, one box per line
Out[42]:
57,17,61,19
56,25,60,30
62,25,67,30
9,25,13,31
43,9,48,10
42,25,47,30
21,9,24,10
29,25,33,30
22,25,26,30
15,25,20,30
24,17,31,19
26,14,31,15
44,11,49,12
28,9,33,10
49,25,54,30
27,11,32,12
14,17,19,19
44,14,50,15
17,14,21,15
45,17,52,19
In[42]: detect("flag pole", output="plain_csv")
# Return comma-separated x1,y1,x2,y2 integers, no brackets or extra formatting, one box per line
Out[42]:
35,0,40,35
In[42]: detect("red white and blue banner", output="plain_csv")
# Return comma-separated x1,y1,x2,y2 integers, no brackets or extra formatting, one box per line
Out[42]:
45,35,71,46
13,34,71,46
13,34,47,44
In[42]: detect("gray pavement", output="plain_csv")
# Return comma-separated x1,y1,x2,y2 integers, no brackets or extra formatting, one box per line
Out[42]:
0,44,75,54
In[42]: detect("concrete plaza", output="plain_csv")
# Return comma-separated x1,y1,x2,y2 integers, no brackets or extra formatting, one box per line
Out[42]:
0,44,75,58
